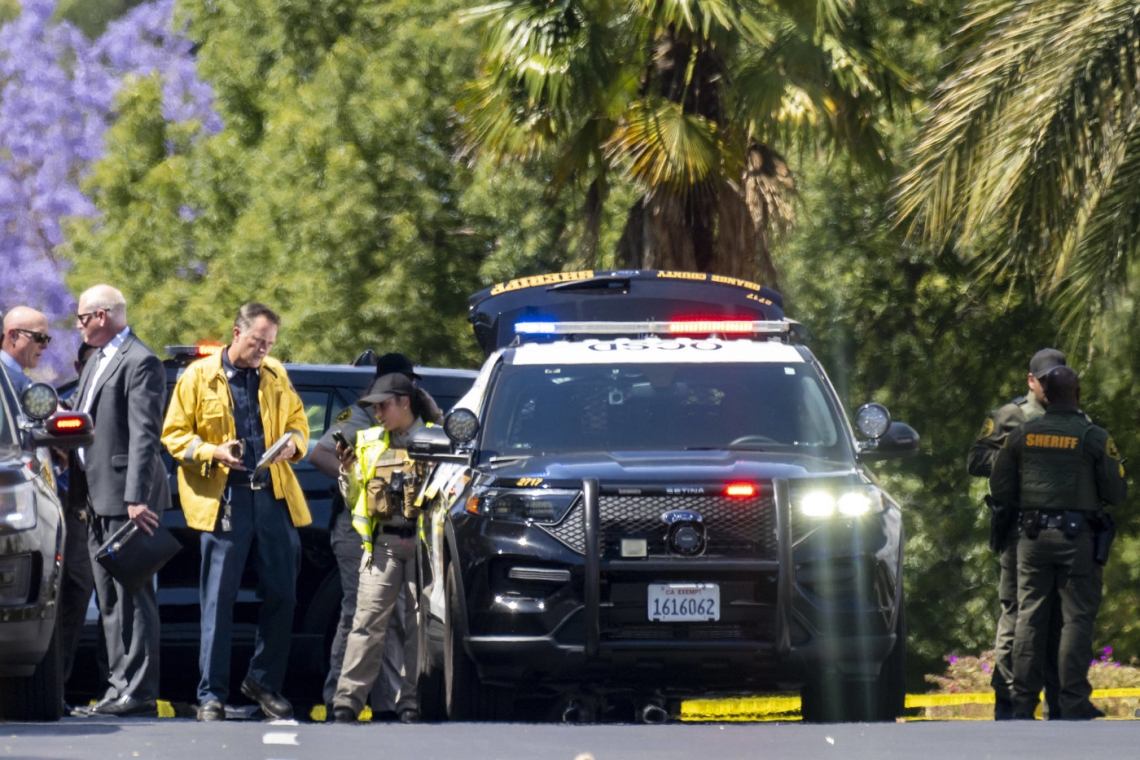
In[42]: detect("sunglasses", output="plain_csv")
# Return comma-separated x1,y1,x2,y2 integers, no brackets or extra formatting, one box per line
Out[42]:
76,311,101,327
14,329,51,346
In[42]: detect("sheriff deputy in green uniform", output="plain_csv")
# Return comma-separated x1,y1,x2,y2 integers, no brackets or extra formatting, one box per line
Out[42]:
989,366,1127,720
968,348,1067,720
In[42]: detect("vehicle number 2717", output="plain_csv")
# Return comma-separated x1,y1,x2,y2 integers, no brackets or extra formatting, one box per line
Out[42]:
647,583,720,622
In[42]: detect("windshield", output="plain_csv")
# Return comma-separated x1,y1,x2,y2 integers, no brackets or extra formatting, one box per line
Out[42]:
479,362,850,462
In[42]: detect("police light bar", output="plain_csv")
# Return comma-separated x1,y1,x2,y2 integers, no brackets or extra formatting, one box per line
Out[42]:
514,320,790,337
165,343,224,358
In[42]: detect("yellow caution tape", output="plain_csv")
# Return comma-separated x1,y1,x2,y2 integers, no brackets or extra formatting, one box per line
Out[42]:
905,693,995,707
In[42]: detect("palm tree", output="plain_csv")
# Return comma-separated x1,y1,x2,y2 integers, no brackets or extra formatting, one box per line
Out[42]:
460,0,908,286
896,0,1140,337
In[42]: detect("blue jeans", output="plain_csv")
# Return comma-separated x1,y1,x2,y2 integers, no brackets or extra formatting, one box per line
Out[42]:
198,487,301,704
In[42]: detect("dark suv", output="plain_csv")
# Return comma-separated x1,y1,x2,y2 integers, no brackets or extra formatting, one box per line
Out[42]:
70,352,476,704
410,271,920,723
0,375,93,721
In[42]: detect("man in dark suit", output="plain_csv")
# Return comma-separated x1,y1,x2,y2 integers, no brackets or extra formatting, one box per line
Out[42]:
69,284,170,718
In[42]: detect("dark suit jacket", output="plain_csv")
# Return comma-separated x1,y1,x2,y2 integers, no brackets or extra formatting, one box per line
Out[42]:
68,332,171,518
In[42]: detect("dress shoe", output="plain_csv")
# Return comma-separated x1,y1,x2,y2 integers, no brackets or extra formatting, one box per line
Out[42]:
72,694,114,717
88,695,158,718
1064,705,1105,721
197,700,225,722
333,706,357,724
240,677,293,720
398,708,420,724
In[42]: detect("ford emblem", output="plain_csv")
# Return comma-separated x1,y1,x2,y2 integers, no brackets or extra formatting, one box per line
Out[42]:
661,510,703,524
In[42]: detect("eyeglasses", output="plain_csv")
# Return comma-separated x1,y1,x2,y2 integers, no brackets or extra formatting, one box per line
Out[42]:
76,311,101,327
14,329,51,346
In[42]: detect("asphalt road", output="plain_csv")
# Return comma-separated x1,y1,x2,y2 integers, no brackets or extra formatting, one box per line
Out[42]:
2,718,1137,760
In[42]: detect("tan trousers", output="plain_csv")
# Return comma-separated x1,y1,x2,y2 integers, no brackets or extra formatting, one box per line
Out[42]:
333,533,418,715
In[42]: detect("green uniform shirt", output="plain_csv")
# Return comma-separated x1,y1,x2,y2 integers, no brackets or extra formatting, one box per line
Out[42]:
967,394,1045,478
989,405,1127,512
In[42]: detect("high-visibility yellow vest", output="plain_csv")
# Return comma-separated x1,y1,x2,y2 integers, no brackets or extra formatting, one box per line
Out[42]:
349,422,432,552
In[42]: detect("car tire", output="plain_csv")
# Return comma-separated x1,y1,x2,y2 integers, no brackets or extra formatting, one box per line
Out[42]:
0,621,63,722
417,598,446,721
443,566,512,721
800,599,907,723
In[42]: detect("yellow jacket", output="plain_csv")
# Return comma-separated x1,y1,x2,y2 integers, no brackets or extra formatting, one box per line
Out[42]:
161,352,311,531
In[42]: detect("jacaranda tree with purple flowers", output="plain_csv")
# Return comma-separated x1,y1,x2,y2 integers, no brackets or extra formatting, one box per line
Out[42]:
0,0,217,382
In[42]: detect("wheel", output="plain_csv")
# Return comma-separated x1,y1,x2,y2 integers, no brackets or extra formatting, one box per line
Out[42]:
800,599,907,723
0,621,63,721
443,566,512,721
875,597,907,720
416,598,446,721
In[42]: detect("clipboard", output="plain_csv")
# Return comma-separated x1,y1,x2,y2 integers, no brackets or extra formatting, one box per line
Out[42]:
256,433,295,471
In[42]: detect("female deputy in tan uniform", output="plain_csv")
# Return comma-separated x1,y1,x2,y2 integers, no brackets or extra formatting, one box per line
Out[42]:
330,373,430,723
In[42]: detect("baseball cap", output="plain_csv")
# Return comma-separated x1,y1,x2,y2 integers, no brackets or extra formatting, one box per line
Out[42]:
1029,348,1066,379
375,352,419,380
357,372,415,408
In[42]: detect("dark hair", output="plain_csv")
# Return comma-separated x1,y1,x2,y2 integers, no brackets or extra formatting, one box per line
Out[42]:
410,387,430,421
1041,366,1080,406
234,302,281,333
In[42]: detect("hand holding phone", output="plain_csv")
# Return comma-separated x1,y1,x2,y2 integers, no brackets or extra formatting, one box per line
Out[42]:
332,430,350,450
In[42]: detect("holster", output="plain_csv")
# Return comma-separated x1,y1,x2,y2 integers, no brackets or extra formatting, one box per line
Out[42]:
986,494,1018,553
1061,510,1083,539
1088,511,1117,566
1021,509,1041,540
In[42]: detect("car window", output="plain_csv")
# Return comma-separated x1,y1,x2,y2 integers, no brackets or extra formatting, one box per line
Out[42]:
480,362,847,461
297,389,332,454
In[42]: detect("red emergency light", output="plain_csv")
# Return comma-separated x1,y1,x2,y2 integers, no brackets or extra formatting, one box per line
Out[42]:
725,482,757,498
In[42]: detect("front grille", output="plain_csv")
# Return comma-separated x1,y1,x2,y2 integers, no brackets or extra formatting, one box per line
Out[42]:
536,489,777,559
602,624,747,641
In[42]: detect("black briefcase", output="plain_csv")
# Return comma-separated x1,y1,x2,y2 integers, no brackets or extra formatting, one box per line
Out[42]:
94,521,182,594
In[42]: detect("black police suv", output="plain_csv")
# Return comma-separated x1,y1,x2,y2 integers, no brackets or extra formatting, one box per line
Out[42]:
409,271,920,723
0,373,93,721
69,350,476,704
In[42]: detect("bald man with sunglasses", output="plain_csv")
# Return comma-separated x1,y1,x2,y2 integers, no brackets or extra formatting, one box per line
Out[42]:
1,305,51,394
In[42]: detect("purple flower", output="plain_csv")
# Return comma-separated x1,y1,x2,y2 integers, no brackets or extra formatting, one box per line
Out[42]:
982,662,991,673
948,655,958,664
0,0,222,382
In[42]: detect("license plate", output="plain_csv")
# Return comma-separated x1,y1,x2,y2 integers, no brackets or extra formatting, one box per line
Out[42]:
647,583,720,622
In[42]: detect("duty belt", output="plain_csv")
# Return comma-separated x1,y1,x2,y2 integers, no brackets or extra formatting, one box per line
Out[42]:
380,524,415,538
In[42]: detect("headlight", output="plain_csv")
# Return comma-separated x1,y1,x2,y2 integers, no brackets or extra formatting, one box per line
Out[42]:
795,486,882,519
465,488,579,524
0,481,37,532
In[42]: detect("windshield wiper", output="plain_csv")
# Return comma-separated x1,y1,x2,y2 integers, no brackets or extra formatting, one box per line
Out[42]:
685,445,768,452
487,454,535,465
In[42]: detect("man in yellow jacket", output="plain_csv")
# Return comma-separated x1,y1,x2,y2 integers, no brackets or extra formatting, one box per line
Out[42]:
162,303,310,722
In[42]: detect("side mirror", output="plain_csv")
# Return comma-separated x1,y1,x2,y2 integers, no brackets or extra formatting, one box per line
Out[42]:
20,384,96,448
858,422,920,462
408,425,469,464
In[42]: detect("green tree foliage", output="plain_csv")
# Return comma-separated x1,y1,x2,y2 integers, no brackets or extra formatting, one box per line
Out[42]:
65,0,584,367
896,0,1140,341
56,0,147,37
461,0,911,285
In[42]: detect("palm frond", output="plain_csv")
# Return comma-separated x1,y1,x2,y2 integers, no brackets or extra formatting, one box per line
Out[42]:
606,100,722,193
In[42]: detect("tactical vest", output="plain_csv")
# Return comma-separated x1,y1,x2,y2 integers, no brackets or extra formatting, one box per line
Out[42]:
1018,414,1097,512
350,423,432,552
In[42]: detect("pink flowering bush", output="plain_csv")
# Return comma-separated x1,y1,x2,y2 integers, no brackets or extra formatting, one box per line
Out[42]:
924,648,1140,719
